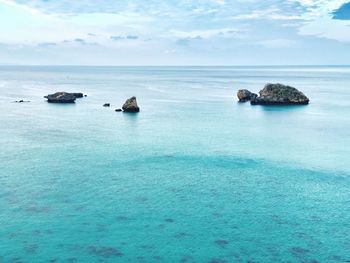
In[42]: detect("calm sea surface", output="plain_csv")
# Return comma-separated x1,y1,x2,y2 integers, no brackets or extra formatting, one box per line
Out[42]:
0,66,349,262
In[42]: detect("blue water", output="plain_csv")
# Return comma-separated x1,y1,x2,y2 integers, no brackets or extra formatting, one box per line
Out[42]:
0,66,349,262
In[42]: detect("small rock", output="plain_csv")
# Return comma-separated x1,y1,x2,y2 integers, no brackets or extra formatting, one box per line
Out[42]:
122,96,140,112
103,103,110,107
71,93,84,98
237,89,258,102
14,100,30,103
115,109,122,112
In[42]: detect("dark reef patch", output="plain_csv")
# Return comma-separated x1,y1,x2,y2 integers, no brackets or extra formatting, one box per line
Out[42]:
24,244,38,254
87,246,124,258
116,215,129,221
180,255,194,262
214,239,229,248
25,206,51,213
290,247,310,255
174,232,189,239
140,244,155,250
10,257,23,263
209,258,227,263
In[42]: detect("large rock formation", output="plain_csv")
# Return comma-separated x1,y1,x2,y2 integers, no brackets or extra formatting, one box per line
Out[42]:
251,84,309,105
44,92,85,103
237,89,258,102
122,97,140,112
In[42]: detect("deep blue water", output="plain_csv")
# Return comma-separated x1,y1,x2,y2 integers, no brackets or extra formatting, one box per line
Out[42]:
0,66,349,262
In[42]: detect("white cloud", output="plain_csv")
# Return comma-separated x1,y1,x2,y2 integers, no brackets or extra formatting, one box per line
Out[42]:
292,0,350,42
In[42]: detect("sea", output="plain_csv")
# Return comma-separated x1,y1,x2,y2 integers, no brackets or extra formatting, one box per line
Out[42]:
0,66,349,262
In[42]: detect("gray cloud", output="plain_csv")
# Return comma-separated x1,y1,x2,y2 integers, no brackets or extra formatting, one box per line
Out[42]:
111,35,139,41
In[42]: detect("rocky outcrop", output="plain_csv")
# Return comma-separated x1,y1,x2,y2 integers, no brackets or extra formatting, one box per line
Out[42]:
71,93,84,98
237,89,258,102
251,84,309,105
45,92,76,103
44,92,85,103
122,97,140,112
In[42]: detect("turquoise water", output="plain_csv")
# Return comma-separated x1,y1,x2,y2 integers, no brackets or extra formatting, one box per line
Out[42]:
0,66,349,262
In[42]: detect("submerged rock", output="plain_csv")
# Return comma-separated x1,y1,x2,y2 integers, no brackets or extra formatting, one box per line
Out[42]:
237,89,258,102
251,83,309,105
122,96,140,112
103,103,110,107
45,92,76,103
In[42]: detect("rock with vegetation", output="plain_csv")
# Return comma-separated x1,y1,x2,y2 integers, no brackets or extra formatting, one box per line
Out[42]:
122,97,140,112
237,89,258,102
251,83,309,105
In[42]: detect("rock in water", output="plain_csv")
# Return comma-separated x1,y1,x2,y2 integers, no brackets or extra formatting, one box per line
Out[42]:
71,93,84,98
45,92,76,103
237,89,258,102
115,109,122,112
251,83,309,105
103,103,110,107
122,97,140,112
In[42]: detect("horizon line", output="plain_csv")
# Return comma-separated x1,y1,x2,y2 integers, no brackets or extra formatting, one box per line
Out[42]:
1,64,350,67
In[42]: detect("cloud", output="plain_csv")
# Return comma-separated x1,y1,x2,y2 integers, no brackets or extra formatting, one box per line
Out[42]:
37,42,57,47
176,36,202,46
171,28,239,39
0,0,350,64
110,35,139,41
231,8,304,21
333,2,350,20
259,39,296,48
294,0,350,42
126,35,138,40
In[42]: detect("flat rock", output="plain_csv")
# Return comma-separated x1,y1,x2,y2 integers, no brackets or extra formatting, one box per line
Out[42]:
45,92,76,103
122,96,140,112
103,103,110,107
115,109,122,112
251,83,309,105
44,92,85,103
237,89,258,102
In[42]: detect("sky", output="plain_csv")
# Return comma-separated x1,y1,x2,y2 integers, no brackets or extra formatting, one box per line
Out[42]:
0,0,350,65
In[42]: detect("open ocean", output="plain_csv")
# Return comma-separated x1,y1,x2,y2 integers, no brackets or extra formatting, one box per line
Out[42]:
0,66,349,262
